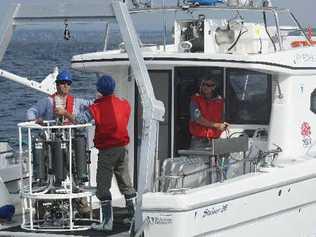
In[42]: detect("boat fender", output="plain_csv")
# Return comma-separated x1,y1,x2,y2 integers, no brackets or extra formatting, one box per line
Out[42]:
0,204,15,221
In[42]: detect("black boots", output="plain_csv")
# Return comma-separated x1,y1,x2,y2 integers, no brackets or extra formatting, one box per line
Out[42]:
125,197,136,222
124,193,137,224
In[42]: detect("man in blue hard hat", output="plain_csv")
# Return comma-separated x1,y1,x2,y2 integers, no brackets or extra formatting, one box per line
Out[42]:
26,70,92,217
26,70,91,124
58,75,137,232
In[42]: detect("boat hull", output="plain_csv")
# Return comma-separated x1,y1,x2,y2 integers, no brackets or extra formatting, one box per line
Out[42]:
142,159,316,237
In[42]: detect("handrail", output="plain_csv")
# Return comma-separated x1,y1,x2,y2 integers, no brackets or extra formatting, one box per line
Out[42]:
130,5,290,14
289,11,313,46
271,8,283,50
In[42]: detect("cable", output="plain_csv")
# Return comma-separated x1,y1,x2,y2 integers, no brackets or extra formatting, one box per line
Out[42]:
262,11,276,52
227,24,247,52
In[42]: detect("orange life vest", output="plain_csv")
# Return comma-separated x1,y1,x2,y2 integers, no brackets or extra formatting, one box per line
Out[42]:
89,95,130,149
189,95,224,139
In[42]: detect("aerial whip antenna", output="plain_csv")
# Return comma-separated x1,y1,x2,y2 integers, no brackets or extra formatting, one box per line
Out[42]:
64,19,71,40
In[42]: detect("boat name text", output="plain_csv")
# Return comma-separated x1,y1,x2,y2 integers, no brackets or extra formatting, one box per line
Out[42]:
202,203,229,218
294,53,316,65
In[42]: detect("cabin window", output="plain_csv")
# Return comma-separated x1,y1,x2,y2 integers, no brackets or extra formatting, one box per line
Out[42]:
310,89,316,114
225,69,271,124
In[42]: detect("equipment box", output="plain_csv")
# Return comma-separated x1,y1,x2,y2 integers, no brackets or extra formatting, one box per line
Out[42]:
160,156,208,192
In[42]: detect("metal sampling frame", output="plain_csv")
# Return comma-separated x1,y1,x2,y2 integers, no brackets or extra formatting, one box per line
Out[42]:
18,121,101,231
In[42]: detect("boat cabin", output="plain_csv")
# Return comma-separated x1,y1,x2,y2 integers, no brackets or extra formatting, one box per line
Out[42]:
2,1,316,236
71,5,316,189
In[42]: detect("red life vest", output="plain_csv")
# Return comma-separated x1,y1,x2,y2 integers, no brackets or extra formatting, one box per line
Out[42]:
189,95,224,139
89,95,130,149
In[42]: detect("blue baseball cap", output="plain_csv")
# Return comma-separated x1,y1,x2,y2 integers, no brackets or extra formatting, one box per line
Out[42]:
96,75,115,96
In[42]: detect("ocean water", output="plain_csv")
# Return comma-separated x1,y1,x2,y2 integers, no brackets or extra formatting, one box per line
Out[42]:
0,29,169,147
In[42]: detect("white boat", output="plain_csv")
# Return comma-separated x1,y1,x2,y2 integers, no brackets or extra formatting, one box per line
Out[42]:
1,0,316,236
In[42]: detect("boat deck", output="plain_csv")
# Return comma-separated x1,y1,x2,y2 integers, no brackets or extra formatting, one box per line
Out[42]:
0,207,130,237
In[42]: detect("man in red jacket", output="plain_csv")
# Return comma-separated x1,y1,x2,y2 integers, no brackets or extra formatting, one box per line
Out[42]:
189,78,229,148
57,75,136,231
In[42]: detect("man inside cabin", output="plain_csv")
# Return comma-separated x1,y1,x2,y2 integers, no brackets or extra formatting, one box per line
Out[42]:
56,75,137,232
26,70,91,124
189,77,229,148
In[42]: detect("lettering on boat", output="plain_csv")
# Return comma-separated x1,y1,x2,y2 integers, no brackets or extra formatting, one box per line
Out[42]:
294,53,316,65
201,203,229,218
146,214,173,225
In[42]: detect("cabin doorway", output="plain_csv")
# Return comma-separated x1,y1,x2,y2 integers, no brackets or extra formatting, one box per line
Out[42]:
134,70,172,185
174,67,223,152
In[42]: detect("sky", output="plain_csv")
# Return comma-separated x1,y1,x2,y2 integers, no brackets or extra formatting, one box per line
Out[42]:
0,0,315,28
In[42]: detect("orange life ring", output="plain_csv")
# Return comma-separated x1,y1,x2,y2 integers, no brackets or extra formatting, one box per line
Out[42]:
291,40,316,48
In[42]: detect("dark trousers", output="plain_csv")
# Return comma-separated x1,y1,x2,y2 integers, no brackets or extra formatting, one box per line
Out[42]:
96,146,136,201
